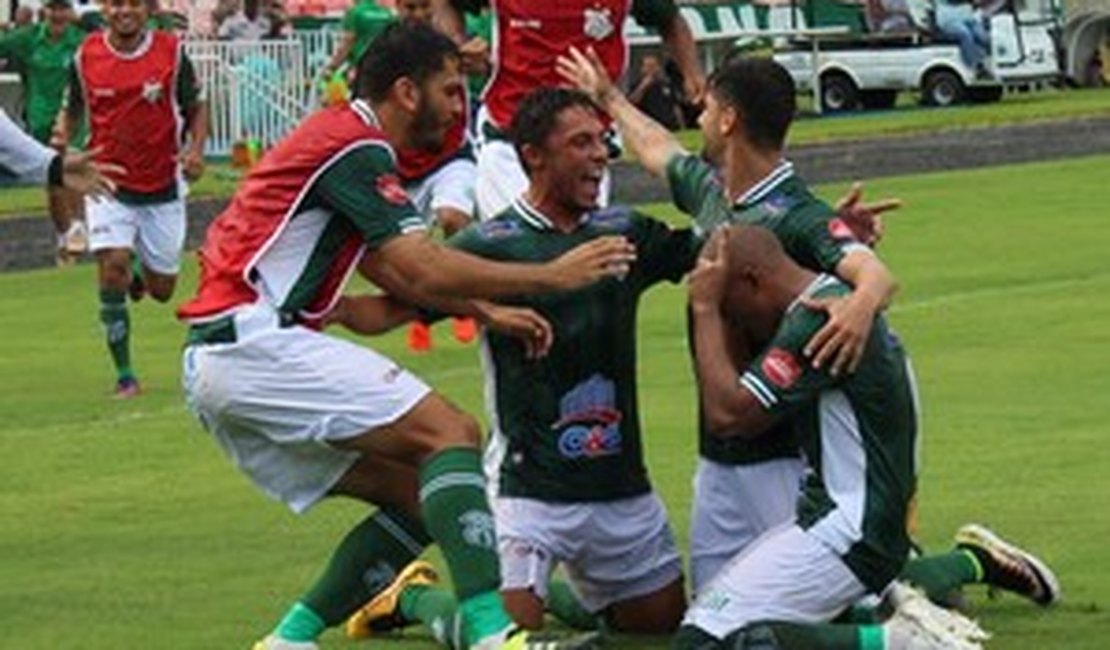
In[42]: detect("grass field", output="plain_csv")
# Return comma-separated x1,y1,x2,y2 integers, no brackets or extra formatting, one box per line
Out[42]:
2,154,1109,649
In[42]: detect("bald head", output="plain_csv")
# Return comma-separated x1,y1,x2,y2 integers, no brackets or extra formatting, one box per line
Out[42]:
722,224,791,278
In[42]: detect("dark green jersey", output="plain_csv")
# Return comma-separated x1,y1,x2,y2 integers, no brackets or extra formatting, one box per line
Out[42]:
667,154,870,465
0,24,85,142
449,199,700,502
742,276,918,591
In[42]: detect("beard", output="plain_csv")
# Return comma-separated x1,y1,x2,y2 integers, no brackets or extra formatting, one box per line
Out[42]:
409,101,445,152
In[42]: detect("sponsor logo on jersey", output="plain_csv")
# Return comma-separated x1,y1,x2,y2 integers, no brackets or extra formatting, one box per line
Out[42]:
583,8,615,40
91,87,116,98
589,206,632,232
375,173,409,205
142,79,163,104
554,374,623,459
827,217,857,241
508,18,542,29
478,218,522,240
762,347,802,389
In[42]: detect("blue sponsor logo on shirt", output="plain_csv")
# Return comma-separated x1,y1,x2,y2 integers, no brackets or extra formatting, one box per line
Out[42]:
478,219,522,240
553,374,623,459
588,206,632,232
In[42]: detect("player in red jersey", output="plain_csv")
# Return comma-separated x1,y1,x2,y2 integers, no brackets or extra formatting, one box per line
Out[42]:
178,22,632,650
396,0,482,350
61,0,208,397
433,0,705,220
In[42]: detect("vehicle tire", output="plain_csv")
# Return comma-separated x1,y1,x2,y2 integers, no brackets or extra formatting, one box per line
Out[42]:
860,89,898,110
968,85,1004,103
820,73,860,113
921,69,966,106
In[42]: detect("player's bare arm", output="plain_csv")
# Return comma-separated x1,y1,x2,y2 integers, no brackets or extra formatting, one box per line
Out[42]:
60,147,125,197
180,99,209,182
658,10,706,104
557,46,686,178
802,249,898,376
431,0,468,42
688,232,777,437
371,230,635,298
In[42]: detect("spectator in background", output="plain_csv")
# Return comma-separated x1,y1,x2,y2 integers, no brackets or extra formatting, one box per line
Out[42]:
322,0,392,80
629,53,684,131
0,0,89,265
866,0,916,34
217,0,272,40
935,0,992,77
10,5,36,29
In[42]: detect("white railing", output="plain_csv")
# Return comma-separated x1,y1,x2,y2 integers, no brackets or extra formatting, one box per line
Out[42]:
185,31,342,156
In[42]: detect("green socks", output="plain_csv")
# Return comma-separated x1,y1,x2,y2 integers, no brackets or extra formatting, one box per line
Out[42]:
900,549,982,603
274,507,431,641
419,447,511,642
547,579,602,631
99,288,133,381
400,584,466,649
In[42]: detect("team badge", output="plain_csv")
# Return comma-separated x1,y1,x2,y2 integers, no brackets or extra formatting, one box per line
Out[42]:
375,174,409,206
762,347,802,388
827,217,857,241
459,511,497,550
583,8,615,41
141,80,163,103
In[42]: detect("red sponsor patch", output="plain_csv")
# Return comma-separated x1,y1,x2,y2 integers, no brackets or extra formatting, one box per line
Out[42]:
762,347,802,389
375,173,409,206
827,217,856,241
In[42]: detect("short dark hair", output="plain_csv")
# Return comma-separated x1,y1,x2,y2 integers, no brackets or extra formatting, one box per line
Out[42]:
355,22,458,102
509,88,599,174
707,57,796,151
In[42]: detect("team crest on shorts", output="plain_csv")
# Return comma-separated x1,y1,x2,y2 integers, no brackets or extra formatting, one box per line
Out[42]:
762,347,802,389
583,8,615,40
376,174,409,206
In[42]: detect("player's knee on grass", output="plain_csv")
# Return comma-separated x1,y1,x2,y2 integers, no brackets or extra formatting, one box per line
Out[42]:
502,588,546,630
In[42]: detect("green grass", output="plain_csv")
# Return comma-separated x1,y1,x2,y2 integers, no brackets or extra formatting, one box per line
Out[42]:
2,154,1110,648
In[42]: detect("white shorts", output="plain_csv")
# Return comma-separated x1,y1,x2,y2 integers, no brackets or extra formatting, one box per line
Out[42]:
474,106,610,221
181,303,432,514
405,157,477,224
683,524,867,640
493,493,682,613
86,193,187,274
689,457,806,593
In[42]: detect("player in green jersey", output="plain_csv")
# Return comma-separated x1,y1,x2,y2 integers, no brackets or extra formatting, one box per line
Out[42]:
675,224,987,650
322,0,394,80
0,0,88,263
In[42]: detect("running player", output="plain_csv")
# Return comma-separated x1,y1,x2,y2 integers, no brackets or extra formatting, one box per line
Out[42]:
178,23,632,650
62,0,208,397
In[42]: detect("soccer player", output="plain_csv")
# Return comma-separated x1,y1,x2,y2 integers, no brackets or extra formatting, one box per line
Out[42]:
560,48,899,590
433,0,706,220
0,0,88,263
677,224,983,650
394,0,483,351
177,23,633,650
0,107,120,194
321,0,393,80
61,0,208,397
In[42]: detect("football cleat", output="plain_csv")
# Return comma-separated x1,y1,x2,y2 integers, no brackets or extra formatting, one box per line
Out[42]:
251,635,317,650
113,377,141,399
885,582,988,649
955,523,1062,606
345,560,439,639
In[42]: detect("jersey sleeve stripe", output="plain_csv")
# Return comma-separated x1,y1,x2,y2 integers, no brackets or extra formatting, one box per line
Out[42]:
740,372,778,409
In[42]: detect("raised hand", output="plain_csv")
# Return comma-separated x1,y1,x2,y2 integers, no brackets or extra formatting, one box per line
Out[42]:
835,182,903,247
688,228,729,311
61,147,125,198
547,235,637,290
556,46,616,104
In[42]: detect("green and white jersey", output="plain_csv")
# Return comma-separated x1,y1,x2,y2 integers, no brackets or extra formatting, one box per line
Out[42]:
449,199,700,502
667,154,871,465
742,275,919,592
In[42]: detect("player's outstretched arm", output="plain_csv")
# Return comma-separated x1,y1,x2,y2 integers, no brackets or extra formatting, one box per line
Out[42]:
557,46,686,179
372,232,636,299
658,10,706,105
688,232,777,438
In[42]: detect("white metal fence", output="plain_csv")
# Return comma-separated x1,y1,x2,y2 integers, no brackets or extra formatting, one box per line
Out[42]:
185,30,341,156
